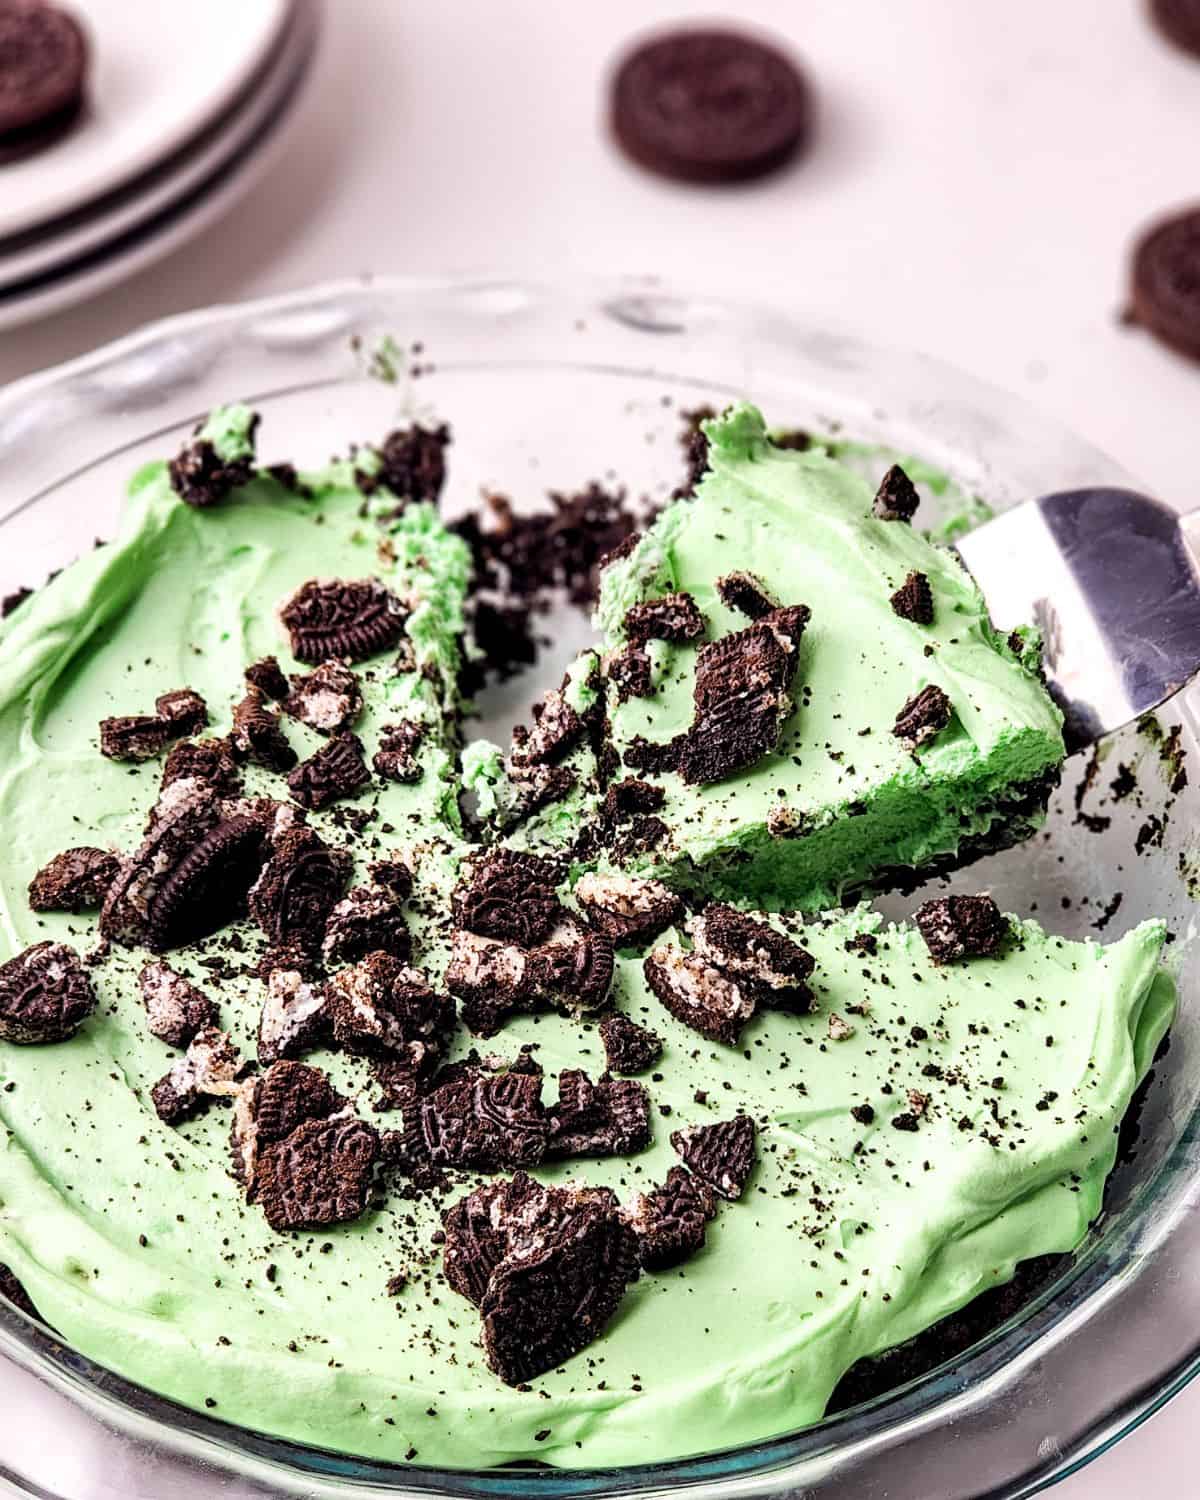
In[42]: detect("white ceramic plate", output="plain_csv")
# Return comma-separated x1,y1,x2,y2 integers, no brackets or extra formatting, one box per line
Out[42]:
0,0,309,289
0,0,291,240
0,0,317,331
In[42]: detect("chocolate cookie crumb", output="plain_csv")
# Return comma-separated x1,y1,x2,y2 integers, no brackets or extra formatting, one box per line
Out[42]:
249,826,351,954
509,685,585,767
324,952,453,1068
245,656,290,702
231,688,297,772
689,903,814,1012
147,816,266,951
1,587,32,617
169,424,257,508
889,571,934,625
258,967,329,1064
605,643,654,702
373,720,427,783
323,884,411,966
443,1173,638,1385
151,1028,244,1124
370,423,451,506
444,931,534,1037
287,733,371,811
409,1062,549,1172
453,850,564,946
546,1069,652,1158
644,945,755,1045
914,894,1008,964
529,927,615,1016
575,871,683,948
716,571,778,620
627,1165,715,1269
279,578,408,664
100,714,171,762
139,961,218,1049
257,1113,380,1232
284,662,363,736
599,1013,663,1074
28,846,120,913
0,941,96,1044
873,465,921,523
154,689,209,737
893,684,952,749
624,591,705,645
670,1114,757,1199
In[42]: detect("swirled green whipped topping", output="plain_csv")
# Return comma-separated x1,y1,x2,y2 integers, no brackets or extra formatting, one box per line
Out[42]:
0,406,1171,1471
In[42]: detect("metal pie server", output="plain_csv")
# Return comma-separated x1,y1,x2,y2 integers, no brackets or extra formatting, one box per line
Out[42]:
955,488,1200,751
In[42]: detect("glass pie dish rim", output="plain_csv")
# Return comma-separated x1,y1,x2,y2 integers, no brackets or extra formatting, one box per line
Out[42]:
0,272,1197,1500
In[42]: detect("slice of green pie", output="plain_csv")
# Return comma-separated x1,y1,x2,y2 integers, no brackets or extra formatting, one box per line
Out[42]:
594,403,1065,909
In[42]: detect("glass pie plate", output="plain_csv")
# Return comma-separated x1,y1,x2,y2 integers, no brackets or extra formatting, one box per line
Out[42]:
0,276,1198,1500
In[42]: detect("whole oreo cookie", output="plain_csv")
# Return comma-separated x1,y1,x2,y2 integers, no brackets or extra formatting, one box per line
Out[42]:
0,1,88,163
610,27,811,185
1130,207,1200,362
1149,0,1200,57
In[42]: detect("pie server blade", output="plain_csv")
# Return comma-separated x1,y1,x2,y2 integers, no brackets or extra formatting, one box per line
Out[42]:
955,488,1200,750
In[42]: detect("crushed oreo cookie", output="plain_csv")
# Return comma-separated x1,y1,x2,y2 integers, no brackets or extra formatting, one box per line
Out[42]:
626,1165,715,1270
623,591,705,645
284,661,363,735
670,1114,757,1200
529,926,615,1015
325,952,453,1071
644,944,755,1045
716,570,778,620
372,720,426,783
367,423,451,505
238,1060,347,1192
154,688,209,737
245,655,291,701
151,1027,244,1124
99,714,171,762
323,883,411,966
147,815,267,951
893,684,952,750
28,846,120,913
689,903,814,1012
547,1069,652,1158
408,1061,549,1172
160,738,242,799
249,826,350,954
574,871,683,948
452,849,563,946
443,1172,639,1385
257,966,329,1064
914,894,1008,964
0,942,96,1044
605,642,654,702
279,578,408,664
630,611,807,786
873,465,921,523
599,1013,663,1074
257,1112,381,1232
444,930,534,1037
1,587,32,618
138,961,218,1049
287,732,372,811
230,688,297,772
889,571,934,625
168,421,258,508
509,684,585,768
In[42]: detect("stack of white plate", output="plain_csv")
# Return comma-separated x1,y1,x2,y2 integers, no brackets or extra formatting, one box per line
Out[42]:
0,0,317,331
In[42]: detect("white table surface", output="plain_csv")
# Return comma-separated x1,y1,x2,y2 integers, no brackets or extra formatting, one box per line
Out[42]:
2,2,1199,1494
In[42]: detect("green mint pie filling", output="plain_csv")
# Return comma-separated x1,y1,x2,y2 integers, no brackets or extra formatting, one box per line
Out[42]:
0,408,1171,1472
